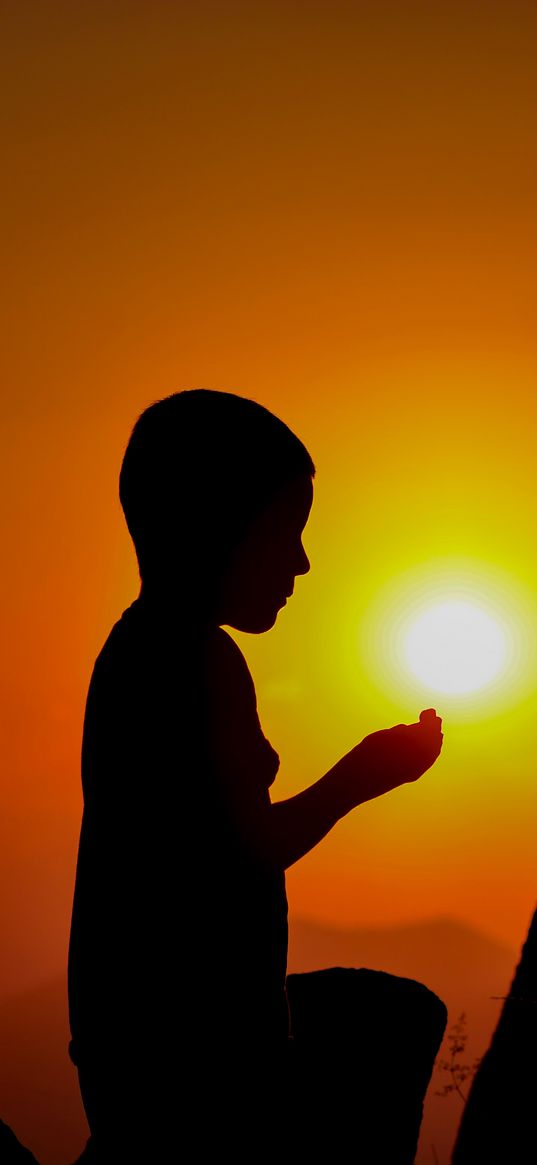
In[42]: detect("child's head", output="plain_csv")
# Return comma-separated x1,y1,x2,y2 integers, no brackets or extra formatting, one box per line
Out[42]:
119,389,315,629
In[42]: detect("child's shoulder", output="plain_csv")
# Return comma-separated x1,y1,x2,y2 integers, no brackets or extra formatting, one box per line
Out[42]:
88,606,254,706
210,625,247,664
207,628,280,785
206,626,255,694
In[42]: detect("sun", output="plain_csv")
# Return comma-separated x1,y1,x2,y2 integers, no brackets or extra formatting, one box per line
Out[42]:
358,558,535,718
403,600,508,695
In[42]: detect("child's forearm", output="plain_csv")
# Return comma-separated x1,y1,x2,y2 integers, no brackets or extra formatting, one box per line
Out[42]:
256,715,443,870
268,765,362,870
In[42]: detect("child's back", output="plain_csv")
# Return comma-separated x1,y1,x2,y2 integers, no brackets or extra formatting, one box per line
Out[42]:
68,594,290,1149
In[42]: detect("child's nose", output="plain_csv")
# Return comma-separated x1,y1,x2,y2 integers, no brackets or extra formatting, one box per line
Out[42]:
296,542,310,576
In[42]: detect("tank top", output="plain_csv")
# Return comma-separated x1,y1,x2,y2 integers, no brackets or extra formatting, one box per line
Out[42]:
68,597,290,1073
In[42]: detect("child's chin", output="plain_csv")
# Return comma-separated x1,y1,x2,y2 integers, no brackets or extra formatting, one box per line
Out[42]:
231,604,280,634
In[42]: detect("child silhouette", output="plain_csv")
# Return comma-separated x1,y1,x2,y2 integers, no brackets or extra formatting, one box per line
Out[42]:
67,389,445,1161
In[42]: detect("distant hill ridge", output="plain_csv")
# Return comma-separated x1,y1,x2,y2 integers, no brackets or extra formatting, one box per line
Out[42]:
288,915,515,1000
290,913,514,950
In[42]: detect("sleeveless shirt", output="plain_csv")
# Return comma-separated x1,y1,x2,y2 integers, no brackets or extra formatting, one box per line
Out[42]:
68,597,289,1076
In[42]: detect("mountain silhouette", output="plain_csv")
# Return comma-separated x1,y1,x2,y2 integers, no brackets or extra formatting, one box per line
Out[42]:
289,915,513,1000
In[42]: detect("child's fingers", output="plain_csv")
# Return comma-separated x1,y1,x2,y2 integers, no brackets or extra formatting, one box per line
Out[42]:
419,707,442,725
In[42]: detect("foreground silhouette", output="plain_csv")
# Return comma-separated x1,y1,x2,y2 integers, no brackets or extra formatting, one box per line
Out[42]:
0,1121,40,1164
5,391,446,1161
452,903,537,1162
69,390,445,1159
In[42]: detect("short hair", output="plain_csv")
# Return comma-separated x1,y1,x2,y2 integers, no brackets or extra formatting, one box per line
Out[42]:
119,389,315,587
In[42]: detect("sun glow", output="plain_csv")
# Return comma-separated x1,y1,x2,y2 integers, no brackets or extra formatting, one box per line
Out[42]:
404,600,507,694
359,559,536,717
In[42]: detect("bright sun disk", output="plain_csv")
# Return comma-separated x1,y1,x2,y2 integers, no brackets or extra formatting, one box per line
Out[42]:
403,600,508,695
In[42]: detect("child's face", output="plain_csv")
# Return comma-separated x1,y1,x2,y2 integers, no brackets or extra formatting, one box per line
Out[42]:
215,473,313,633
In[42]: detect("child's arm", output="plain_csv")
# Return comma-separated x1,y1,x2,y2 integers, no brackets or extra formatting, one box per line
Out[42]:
208,633,442,871
260,710,443,869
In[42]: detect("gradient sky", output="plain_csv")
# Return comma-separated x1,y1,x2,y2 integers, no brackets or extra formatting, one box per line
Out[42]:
2,0,537,997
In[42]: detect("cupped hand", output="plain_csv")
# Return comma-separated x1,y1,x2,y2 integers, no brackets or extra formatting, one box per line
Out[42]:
358,708,443,789
330,708,443,811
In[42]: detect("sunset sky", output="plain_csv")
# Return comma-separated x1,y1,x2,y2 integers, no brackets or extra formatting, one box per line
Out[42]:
3,0,537,1001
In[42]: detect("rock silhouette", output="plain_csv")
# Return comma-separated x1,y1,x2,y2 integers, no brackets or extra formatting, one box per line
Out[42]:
286,967,447,1164
0,1120,40,1164
452,904,537,1162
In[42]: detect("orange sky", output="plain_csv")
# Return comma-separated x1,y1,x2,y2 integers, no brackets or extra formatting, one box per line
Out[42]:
2,0,537,997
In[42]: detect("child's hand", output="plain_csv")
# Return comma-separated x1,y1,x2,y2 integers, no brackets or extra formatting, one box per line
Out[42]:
358,708,443,787
329,709,443,810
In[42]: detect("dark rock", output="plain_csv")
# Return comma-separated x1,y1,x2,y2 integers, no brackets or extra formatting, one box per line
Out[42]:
286,966,447,1165
0,1121,40,1164
452,906,537,1162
